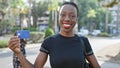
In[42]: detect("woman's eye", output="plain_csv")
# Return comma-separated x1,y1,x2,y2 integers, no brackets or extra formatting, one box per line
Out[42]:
60,14,65,17
70,15,76,18
71,15,75,17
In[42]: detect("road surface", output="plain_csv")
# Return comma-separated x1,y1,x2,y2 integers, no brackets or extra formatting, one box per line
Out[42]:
0,37,120,68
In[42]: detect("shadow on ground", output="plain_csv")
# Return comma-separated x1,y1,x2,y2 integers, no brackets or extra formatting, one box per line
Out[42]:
96,43,120,68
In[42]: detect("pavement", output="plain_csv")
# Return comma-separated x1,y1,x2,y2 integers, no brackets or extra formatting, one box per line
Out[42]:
0,36,120,68
26,37,120,68
26,43,120,68
95,43,120,68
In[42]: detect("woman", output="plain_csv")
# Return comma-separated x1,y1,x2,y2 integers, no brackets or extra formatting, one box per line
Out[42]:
8,2,100,68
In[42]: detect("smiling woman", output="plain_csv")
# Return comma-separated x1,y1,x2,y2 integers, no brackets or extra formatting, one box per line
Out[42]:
58,3,78,35
8,1,100,68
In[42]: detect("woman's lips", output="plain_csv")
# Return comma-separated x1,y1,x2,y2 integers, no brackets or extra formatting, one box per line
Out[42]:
63,23,71,29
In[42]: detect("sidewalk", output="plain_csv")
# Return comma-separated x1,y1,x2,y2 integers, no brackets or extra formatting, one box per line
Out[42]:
0,42,120,68
99,61,120,68
96,43,120,68
26,43,120,68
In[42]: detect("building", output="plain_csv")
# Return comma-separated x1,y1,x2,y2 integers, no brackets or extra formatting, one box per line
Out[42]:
108,4,120,35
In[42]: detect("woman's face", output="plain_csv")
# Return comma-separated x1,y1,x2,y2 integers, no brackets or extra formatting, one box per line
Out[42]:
59,4,78,33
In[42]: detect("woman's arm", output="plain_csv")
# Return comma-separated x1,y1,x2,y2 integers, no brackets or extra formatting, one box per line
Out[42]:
86,54,101,68
81,37,101,68
16,51,48,68
8,36,48,68
16,52,34,68
8,36,34,68
34,52,48,68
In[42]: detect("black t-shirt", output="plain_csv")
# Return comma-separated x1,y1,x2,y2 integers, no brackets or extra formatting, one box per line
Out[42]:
40,34,93,68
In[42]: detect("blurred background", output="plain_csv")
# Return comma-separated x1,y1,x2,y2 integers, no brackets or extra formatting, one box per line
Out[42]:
0,0,120,68
0,0,120,38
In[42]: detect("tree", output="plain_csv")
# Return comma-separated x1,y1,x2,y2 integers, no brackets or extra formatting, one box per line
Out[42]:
48,0,59,33
0,0,8,21
7,0,28,30
95,8,106,30
98,0,120,7
87,9,97,32
76,0,113,33
31,1,49,27
0,0,29,31
77,0,98,30
93,8,112,32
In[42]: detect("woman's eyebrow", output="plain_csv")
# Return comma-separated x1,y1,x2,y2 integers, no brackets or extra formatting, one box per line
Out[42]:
61,11,75,14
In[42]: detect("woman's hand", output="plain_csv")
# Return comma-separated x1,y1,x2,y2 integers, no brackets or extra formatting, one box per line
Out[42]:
8,36,21,54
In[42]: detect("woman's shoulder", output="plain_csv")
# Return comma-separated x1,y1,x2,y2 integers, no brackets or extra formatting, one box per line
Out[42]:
75,34,88,39
44,34,59,41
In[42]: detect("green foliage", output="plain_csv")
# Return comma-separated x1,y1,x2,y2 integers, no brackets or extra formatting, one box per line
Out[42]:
87,9,97,18
23,27,37,32
8,0,25,8
98,32,110,37
29,32,45,43
48,0,59,11
77,0,98,29
94,8,113,30
12,26,19,32
32,1,49,17
48,11,52,28
0,0,2,3
0,20,13,35
0,40,8,48
44,28,54,39
99,0,120,7
108,12,113,23
0,0,8,10
77,0,113,32
29,27,37,32
31,1,49,27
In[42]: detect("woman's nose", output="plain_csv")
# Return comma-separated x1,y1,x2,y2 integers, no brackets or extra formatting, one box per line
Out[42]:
64,15,70,21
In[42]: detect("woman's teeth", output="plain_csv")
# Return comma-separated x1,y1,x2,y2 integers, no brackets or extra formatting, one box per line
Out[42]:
63,24,71,28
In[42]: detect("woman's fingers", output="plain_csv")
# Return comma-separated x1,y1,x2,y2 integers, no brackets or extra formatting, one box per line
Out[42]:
9,39,20,48
8,36,21,53
10,43,20,50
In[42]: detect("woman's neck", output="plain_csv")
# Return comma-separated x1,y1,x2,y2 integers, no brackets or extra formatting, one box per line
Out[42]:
59,31,74,37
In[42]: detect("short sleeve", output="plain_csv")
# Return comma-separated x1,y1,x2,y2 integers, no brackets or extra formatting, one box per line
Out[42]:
82,37,93,56
40,38,50,54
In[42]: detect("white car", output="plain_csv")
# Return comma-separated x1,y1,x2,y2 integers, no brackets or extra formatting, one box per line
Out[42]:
77,29,89,36
91,30,101,36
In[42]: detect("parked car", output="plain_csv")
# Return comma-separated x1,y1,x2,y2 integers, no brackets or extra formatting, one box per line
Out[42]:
77,29,89,36
91,30,101,36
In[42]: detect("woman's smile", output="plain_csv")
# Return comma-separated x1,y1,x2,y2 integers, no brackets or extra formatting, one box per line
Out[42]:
63,22,72,29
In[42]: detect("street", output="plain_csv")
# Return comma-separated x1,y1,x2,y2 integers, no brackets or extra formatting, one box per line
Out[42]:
0,37,120,68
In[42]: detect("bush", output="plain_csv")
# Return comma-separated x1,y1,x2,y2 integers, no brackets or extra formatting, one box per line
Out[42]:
12,26,20,32
28,32,45,43
98,32,110,37
0,40,9,48
12,27,37,33
44,28,54,39
23,27,37,32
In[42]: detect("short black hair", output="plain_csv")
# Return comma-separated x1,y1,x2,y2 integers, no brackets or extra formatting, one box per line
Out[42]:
60,2,79,16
